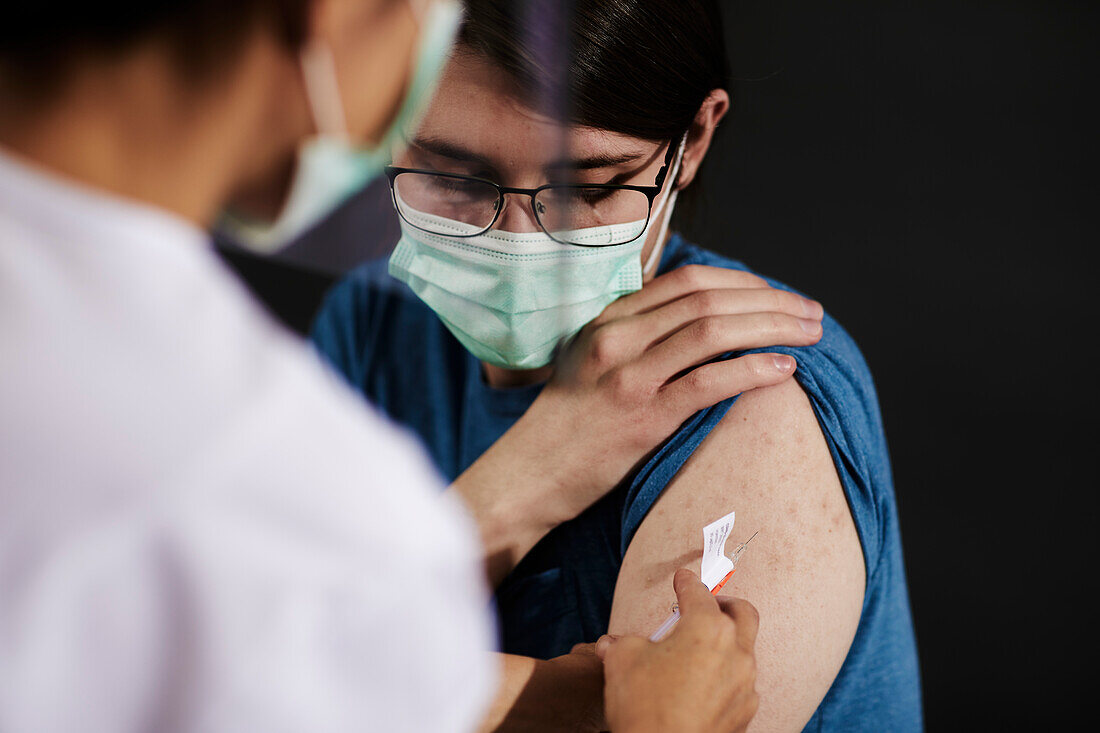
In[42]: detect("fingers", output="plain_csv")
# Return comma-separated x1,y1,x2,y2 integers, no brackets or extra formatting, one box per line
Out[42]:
595,634,619,660
580,265,823,384
716,597,761,650
596,265,772,324
570,642,599,658
672,568,722,619
658,352,797,416
629,287,823,350
598,634,647,663
643,312,821,381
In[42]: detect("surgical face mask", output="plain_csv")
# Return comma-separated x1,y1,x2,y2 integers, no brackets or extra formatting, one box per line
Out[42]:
388,138,686,370
222,0,461,254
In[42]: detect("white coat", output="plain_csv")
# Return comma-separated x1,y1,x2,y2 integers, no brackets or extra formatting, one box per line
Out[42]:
0,149,496,733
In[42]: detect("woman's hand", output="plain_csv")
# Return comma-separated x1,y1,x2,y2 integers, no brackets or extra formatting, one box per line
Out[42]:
599,570,761,733
451,264,823,585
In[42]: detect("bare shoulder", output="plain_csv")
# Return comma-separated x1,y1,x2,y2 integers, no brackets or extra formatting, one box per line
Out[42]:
609,377,865,733
705,377,856,544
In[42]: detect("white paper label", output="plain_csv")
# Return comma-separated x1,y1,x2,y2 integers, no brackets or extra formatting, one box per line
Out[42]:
700,510,736,590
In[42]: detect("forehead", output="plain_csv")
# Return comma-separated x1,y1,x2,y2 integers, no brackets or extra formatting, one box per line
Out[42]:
412,51,653,165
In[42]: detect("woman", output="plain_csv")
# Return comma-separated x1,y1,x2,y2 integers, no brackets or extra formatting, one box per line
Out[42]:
311,0,921,731
0,1,763,731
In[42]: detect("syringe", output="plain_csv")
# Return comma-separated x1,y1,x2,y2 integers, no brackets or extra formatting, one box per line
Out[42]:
648,531,758,642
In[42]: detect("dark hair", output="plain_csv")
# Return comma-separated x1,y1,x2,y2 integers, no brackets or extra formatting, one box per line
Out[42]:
458,0,729,143
1,1,309,101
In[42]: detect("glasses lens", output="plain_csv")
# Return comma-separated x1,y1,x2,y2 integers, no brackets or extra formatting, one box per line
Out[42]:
534,186,652,246
393,172,500,235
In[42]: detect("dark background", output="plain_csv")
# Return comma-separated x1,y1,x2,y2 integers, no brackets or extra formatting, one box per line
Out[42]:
219,1,1096,728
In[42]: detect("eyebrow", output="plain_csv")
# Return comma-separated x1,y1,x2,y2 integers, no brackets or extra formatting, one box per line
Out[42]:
410,137,496,169
411,136,650,172
549,151,649,170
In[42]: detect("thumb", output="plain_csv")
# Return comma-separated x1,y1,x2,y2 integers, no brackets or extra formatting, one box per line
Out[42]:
595,634,621,660
673,568,720,619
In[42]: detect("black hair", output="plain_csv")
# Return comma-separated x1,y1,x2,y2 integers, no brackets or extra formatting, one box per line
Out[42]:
458,0,729,224
458,0,729,143
0,1,310,101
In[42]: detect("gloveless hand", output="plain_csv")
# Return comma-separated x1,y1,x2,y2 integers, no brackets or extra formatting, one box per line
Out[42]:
598,569,761,733
451,264,823,585
515,263,824,522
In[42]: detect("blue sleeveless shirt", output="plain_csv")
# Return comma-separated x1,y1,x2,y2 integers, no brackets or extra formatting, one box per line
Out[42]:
310,234,922,732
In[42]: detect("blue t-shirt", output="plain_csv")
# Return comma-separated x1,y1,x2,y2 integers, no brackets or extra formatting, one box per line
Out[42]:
310,234,922,732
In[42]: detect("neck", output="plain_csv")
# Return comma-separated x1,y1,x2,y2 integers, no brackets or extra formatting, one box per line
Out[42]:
482,362,553,389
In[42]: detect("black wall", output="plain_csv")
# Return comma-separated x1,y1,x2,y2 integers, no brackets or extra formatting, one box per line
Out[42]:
221,1,1095,727
682,2,1094,729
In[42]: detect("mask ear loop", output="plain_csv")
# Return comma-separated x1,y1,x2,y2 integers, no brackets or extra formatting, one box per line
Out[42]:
643,132,689,276
299,41,349,140
299,0,446,140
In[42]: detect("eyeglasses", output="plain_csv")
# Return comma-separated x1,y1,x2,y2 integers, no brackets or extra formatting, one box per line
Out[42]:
384,138,679,247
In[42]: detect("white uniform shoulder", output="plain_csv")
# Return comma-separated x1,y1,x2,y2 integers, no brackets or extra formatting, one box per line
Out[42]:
0,151,496,733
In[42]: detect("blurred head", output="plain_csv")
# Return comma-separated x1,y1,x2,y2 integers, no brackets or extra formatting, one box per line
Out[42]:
392,0,730,266
0,1,435,221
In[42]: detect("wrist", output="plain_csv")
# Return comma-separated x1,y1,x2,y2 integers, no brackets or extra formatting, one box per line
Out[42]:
449,429,569,585
503,395,597,519
490,408,581,525
543,653,606,732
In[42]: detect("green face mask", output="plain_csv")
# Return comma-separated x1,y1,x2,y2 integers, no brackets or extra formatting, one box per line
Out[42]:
223,0,462,253
388,139,686,370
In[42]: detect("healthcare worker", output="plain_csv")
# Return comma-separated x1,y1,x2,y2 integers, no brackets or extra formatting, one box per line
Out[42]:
0,2,770,731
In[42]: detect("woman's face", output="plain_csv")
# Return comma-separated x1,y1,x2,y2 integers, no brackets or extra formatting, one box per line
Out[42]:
393,50,681,270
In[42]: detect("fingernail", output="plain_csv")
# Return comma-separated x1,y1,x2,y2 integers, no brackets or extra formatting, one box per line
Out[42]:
773,355,794,371
801,297,824,318
799,318,821,335
673,568,698,591
672,569,688,591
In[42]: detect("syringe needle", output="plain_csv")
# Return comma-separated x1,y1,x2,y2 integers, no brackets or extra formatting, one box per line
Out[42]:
729,531,759,565
649,531,759,642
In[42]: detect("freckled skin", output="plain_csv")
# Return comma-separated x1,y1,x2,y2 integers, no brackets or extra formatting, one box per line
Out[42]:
608,379,865,733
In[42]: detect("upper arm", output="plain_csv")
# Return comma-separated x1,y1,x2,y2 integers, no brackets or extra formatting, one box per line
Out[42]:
607,378,865,733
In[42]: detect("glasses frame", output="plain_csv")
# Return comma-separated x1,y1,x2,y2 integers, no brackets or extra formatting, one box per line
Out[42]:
384,136,680,248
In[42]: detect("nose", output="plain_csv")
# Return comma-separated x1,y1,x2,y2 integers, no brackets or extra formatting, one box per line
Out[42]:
493,192,543,234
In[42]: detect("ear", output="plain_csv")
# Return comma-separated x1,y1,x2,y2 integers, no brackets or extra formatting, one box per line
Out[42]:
675,88,730,190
